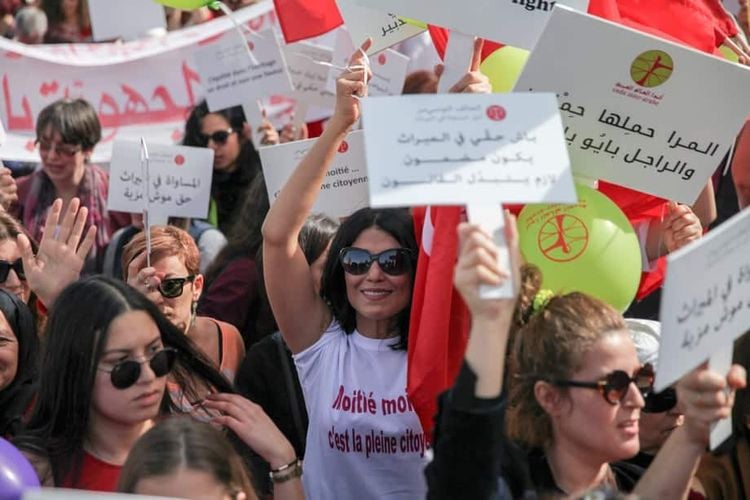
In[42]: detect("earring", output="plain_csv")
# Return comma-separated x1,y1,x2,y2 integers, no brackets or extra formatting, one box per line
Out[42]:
190,300,198,328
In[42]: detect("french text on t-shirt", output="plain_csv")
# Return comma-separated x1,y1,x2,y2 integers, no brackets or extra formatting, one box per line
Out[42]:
328,425,428,458
331,384,415,415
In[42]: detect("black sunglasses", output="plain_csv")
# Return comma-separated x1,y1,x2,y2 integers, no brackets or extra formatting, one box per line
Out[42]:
339,247,415,276
0,259,25,283
99,348,177,390
199,128,234,146
643,387,678,413
157,276,195,299
551,364,655,405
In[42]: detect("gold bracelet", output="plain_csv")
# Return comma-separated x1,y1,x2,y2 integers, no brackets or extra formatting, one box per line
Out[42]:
269,458,303,484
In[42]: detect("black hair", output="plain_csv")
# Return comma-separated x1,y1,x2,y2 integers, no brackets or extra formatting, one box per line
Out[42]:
14,276,233,486
320,208,416,350
0,289,39,437
35,98,101,150
181,101,248,149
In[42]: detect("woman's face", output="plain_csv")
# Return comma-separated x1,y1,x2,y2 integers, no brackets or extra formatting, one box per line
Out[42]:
37,126,88,188
201,113,242,173
639,406,683,455
0,311,18,392
61,0,79,19
149,255,203,334
0,239,30,303
135,468,245,500
344,227,412,331
550,331,644,464
91,310,169,427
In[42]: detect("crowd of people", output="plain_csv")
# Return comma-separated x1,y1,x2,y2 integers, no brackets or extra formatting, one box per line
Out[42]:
0,1,748,499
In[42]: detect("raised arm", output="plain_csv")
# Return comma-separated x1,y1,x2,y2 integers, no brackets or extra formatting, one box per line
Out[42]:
261,40,372,354
635,363,746,499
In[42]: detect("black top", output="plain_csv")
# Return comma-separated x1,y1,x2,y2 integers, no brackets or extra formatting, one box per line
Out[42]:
425,363,644,499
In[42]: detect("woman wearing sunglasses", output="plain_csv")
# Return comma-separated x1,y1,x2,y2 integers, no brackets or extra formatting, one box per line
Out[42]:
262,40,489,500
0,212,32,304
12,276,236,490
182,101,278,234
426,220,746,499
123,226,245,383
9,98,129,274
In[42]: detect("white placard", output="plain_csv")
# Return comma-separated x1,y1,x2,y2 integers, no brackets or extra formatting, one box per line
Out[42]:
325,29,409,97
361,93,576,207
260,130,369,218
283,42,336,110
24,489,170,499
515,6,750,204
193,29,292,113
88,0,166,41
353,0,588,50
107,140,214,221
656,207,750,392
336,0,426,55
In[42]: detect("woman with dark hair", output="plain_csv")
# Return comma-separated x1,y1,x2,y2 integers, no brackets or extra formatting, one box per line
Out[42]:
41,0,91,43
119,416,304,500
427,219,746,499
262,40,489,499
0,289,39,437
182,101,277,234
13,275,235,491
0,211,32,304
9,98,129,275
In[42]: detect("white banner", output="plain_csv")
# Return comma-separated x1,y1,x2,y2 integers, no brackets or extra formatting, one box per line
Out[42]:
0,2,297,163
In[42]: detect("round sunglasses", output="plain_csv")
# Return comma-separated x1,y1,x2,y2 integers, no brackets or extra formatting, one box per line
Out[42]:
643,387,678,414
156,276,195,299
550,364,655,405
338,247,415,276
98,348,177,390
199,128,234,147
0,259,25,283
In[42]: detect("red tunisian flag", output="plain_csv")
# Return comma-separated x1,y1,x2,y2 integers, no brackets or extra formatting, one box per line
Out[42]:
408,206,470,438
273,0,343,43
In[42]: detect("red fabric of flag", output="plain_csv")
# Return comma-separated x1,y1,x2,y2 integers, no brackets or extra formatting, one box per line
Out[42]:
408,206,470,438
273,0,343,43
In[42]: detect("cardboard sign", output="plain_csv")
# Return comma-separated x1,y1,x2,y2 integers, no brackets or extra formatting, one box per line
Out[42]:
352,0,589,50
193,29,293,113
107,140,214,220
282,42,336,110
515,6,750,204
336,0,426,55
260,130,369,218
361,93,576,207
89,0,166,41
326,28,409,97
656,207,750,392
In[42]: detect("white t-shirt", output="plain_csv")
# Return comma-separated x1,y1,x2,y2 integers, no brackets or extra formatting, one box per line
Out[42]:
294,320,429,500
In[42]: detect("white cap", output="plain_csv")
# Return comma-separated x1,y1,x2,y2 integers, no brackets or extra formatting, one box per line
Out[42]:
625,318,661,371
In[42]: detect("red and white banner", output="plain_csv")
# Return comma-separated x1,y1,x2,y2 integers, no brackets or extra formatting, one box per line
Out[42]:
0,2,297,163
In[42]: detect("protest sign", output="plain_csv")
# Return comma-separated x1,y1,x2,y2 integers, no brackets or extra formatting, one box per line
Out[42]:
353,0,588,50
282,42,336,111
89,0,166,41
515,6,750,204
325,29,409,97
657,208,750,448
24,489,165,499
107,140,214,221
193,29,292,113
0,2,291,163
260,130,369,218
336,0,426,55
361,93,576,208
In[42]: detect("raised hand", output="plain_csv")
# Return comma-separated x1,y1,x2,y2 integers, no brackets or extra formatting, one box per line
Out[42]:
204,393,297,469
280,121,309,143
662,202,702,253
125,250,163,301
0,168,18,211
17,198,96,307
257,108,281,146
453,212,521,321
331,38,373,130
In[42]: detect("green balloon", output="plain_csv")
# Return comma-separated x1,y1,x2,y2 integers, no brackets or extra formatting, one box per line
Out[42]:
479,45,529,93
154,0,214,9
517,184,641,312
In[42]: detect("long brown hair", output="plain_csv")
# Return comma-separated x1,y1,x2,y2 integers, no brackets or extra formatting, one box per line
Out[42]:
506,265,626,448
118,417,257,499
